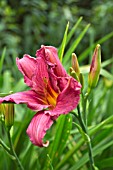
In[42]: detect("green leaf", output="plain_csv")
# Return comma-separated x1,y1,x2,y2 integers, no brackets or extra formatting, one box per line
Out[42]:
100,68,113,80
63,23,90,65
0,92,13,97
56,115,113,170
79,31,113,62
44,114,72,169
2,71,12,93
53,114,72,166
66,16,83,45
90,115,113,134
56,138,84,170
69,136,113,170
97,157,113,169
101,57,113,68
80,57,113,76
58,22,69,63
46,154,54,170
12,78,27,92
73,122,90,143
0,47,6,75
51,114,72,162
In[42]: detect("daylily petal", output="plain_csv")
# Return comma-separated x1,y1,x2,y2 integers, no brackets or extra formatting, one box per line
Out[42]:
26,111,54,147
57,77,69,92
16,55,36,87
32,57,49,94
36,45,67,77
0,90,49,111
45,77,81,116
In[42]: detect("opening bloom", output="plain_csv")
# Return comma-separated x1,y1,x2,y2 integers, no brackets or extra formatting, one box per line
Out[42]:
0,45,81,147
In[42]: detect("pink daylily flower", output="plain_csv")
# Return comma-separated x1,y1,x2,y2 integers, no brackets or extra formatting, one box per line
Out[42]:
0,45,81,147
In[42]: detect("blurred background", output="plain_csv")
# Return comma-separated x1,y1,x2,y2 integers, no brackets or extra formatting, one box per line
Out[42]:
0,0,113,64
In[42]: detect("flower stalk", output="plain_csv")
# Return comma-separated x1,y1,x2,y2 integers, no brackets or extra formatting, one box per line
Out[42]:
0,138,10,153
6,128,24,170
77,105,95,170
0,105,24,170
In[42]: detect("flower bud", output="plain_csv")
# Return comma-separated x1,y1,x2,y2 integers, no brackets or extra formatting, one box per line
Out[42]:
79,73,84,89
71,53,84,89
4,104,14,128
72,53,80,75
0,104,6,115
70,67,79,81
0,104,2,115
0,104,5,122
88,44,101,89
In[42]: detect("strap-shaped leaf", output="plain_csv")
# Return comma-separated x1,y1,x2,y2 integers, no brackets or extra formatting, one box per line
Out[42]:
58,22,69,63
100,68,113,80
97,157,113,169
53,114,72,166
73,122,90,143
63,24,90,65
66,16,83,45
50,114,72,164
69,135,113,170
56,115,113,169
58,17,83,63
44,114,72,169
0,47,6,75
79,31,113,62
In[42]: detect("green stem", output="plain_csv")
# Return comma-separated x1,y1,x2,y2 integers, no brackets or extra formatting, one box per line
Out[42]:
82,88,91,125
0,138,10,153
81,92,87,125
7,128,24,170
77,105,95,170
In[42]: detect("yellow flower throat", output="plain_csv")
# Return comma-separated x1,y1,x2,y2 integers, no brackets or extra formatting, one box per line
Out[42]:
43,78,58,108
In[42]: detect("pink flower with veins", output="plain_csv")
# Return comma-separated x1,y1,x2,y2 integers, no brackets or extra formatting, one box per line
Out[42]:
0,45,81,147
